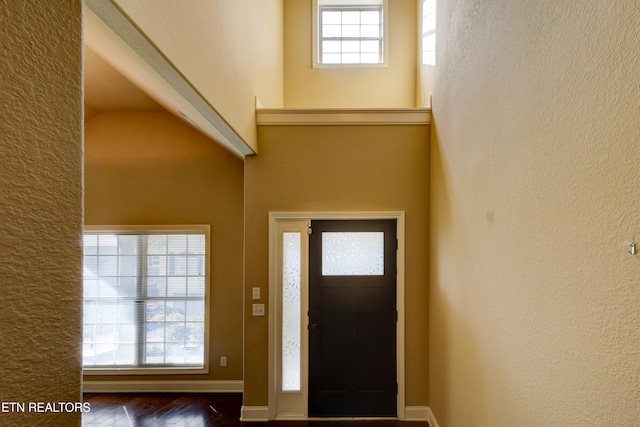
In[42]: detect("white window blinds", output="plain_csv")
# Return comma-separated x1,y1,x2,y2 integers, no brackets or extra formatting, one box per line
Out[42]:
82,227,208,371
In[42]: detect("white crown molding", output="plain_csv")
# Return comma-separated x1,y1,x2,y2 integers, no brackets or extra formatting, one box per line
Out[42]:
82,380,243,393
256,108,431,126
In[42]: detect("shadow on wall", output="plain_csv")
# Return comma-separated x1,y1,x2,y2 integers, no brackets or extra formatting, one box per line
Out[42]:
429,120,488,426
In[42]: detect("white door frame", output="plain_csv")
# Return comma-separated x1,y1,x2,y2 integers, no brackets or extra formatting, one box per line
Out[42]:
267,211,406,420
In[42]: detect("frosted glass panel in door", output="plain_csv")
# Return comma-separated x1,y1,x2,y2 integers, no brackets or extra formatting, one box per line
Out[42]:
322,232,384,276
282,232,301,391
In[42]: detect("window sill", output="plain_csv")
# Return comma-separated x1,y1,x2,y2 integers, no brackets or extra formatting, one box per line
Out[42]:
312,62,388,69
83,366,208,376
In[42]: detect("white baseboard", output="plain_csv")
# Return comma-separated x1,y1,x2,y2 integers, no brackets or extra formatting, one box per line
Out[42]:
405,406,439,426
275,414,308,420
82,380,243,393
426,407,440,427
240,406,270,422
405,406,430,421
240,405,439,424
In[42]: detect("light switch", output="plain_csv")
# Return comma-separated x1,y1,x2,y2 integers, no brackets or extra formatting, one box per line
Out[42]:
252,304,265,316
252,287,261,300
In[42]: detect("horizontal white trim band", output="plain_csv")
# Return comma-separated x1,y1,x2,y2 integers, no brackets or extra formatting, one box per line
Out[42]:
256,108,431,126
82,380,243,393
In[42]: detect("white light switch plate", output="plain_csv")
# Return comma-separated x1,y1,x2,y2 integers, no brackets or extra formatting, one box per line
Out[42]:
252,304,265,316
252,287,261,300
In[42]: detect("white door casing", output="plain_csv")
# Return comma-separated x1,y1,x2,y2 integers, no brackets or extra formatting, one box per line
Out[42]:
267,212,406,420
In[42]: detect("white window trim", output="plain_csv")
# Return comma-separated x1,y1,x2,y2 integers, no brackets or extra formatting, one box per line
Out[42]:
82,224,211,376
312,0,389,68
273,220,310,418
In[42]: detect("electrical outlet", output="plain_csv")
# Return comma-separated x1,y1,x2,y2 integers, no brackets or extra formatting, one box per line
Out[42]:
252,304,265,316
220,356,227,367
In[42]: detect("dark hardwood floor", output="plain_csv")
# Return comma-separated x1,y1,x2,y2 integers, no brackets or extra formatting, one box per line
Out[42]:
82,393,430,427
82,393,241,426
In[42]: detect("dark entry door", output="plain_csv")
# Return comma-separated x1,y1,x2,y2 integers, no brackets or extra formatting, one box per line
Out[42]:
308,219,397,417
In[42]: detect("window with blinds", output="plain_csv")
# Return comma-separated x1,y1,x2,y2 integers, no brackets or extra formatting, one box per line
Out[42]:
314,0,387,67
82,226,209,373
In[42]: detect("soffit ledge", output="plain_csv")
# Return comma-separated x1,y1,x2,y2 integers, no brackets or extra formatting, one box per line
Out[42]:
256,108,431,126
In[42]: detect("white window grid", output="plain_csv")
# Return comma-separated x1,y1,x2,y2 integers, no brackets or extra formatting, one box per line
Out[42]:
317,5,385,66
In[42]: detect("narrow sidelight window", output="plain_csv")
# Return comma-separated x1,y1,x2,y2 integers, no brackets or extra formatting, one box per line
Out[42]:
282,232,302,391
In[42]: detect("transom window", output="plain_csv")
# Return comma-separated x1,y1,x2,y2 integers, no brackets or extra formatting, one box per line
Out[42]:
82,226,209,373
314,0,387,67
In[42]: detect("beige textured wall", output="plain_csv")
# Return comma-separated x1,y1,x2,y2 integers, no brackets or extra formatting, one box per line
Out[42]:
244,124,430,407
111,0,284,152
84,111,244,382
284,0,417,108
0,1,83,426
430,1,640,426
